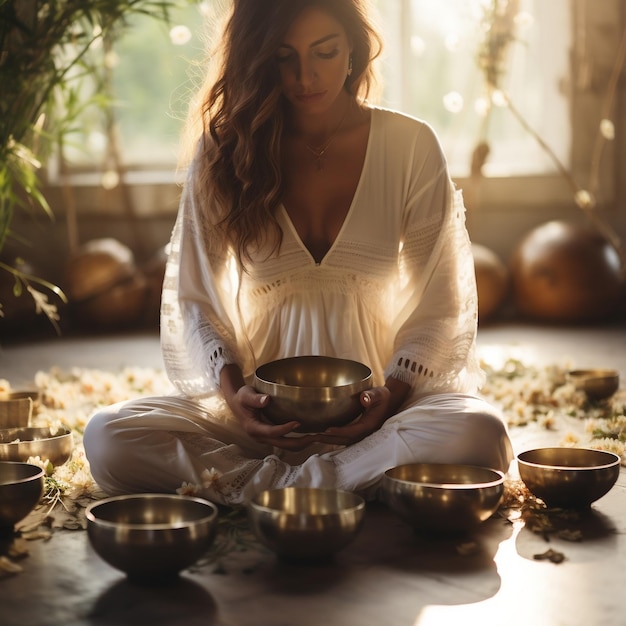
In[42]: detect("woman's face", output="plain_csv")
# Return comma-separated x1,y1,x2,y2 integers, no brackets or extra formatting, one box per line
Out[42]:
276,5,351,115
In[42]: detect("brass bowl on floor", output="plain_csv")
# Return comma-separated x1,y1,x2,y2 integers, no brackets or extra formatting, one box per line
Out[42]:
247,487,365,561
517,447,621,509
0,427,73,466
381,463,505,534
253,355,372,432
0,461,45,532
86,494,219,583
0,391,39,429
568,369,620,401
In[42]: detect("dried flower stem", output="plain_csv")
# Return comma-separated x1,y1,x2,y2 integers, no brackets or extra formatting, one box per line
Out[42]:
501,83,624,272
589,26,626,195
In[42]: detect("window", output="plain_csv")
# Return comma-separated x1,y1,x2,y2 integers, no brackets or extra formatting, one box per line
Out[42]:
372,0,571,177
60,0,571,182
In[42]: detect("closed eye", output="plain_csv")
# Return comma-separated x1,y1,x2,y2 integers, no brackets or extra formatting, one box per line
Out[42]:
315,48,340,60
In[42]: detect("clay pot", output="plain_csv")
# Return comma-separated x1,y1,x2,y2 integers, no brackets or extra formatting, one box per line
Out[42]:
64,238,136,302
72,272,148,330
510,221,623,323
472,243,509,322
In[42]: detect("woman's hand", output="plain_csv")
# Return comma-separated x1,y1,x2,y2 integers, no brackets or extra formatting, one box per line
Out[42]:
312,377,411,446
220,364,319,451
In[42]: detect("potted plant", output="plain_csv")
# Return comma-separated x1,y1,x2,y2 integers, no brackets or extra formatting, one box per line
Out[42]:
0,0,193,331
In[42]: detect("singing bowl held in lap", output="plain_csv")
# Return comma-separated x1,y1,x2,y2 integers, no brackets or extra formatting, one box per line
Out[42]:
247,487,365,561
517,447,621,508
85,494,219,583
253,356,372,432
0,462,45,531
381,463,505,534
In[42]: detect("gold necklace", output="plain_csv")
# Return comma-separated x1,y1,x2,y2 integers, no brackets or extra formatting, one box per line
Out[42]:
304,103,351,171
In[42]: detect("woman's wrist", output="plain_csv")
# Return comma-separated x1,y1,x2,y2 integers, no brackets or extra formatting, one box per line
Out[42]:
219,363,246,401
384,376,411,413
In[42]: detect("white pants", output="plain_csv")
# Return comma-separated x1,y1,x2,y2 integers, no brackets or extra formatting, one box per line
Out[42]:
83,393,513,506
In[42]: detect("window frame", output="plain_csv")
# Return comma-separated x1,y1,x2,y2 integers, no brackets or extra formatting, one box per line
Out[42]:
42,0,624,223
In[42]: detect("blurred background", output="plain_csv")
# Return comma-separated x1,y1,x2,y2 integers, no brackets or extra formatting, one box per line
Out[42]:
1,0,625,339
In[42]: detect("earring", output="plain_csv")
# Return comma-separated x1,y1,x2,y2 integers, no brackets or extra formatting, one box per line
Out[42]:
347,55,353,77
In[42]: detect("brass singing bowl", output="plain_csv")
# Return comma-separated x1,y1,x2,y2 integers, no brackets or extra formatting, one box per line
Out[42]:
568,369,620,401
86,494,219,583
0,426,73,466
0,461,45,531
247,487,365,561
0,391,39,429
517,447,621,508
381,463,505,534
253,356,372,432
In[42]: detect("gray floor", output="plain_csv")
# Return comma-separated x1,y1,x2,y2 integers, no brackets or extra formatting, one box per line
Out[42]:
1,322,625,626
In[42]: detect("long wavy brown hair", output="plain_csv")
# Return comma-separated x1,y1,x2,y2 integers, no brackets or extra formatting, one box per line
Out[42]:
183,0,383,268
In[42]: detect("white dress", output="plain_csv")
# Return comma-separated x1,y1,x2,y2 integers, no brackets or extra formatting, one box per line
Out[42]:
84,107,513,505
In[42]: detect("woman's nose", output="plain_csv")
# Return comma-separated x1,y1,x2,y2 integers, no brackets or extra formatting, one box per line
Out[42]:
296,57,316,85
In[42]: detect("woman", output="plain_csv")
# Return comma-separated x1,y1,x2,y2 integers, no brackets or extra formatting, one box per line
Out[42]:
84,0,513,505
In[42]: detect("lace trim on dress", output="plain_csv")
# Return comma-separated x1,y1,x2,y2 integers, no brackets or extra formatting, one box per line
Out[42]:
384,188,483,394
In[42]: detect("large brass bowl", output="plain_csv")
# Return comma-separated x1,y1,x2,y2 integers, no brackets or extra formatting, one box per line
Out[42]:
0,461,45,531
517,447,621,508
253,356,372,432
0,427,73,466
85,494,219,583
568,369,620,401
247,487,365,561
381,463,505,534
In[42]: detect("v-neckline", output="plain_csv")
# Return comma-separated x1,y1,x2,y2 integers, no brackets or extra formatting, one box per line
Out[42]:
280,109,375,266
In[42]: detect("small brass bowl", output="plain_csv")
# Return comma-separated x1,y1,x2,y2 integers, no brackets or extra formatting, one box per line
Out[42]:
253,356,372,432
86,494,219,583
568,369,620,401
0,461,44,531
0,391,38,429
0,427,74,466
247,487,365,561
381,463,505,534
517,447,621,508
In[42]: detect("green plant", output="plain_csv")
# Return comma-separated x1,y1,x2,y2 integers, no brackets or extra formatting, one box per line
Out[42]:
0,0,195,330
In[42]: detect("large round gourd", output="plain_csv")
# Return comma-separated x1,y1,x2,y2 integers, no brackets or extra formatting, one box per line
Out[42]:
510,221,623,323
472,243,509,322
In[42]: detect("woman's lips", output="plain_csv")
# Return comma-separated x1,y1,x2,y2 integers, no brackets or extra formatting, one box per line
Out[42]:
295,91,327,104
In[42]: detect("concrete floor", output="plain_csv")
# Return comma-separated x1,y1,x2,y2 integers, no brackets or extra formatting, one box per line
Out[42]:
0,322,625,626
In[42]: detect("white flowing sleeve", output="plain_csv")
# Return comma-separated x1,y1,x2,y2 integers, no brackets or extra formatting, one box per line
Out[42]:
160,161,244,397
383,124,483,395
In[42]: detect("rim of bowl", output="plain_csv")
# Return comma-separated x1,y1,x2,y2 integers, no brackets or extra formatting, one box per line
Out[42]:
1,390,40,401
85,493,219,530
568,368,619,379
250,487,365,514
0,426,72,443
254,356,372,390
517,447,621,470
0,461,45,484
383,464,505,489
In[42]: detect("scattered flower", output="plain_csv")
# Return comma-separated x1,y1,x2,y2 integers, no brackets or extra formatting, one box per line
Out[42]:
177,481,201,497
533,548,566,564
